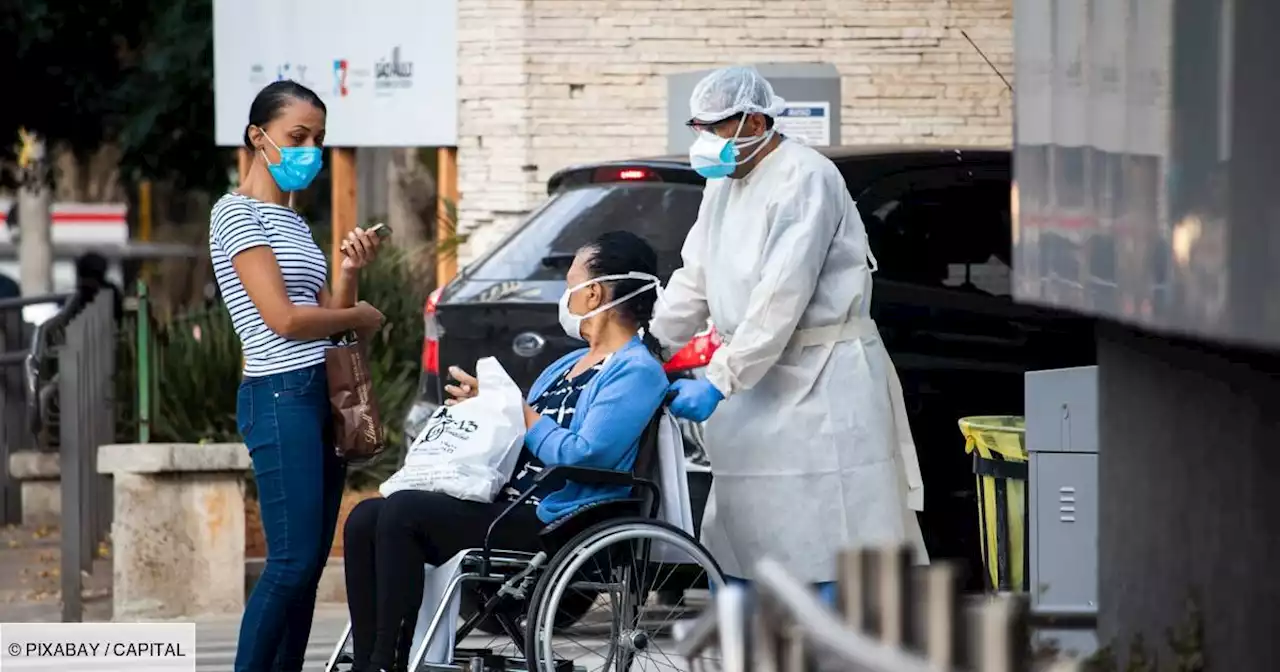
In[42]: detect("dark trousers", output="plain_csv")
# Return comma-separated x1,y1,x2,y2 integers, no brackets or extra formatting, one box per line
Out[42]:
234,364,346,672
343,492,544,670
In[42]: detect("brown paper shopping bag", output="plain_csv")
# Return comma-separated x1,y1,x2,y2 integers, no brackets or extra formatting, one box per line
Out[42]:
326,333,387,463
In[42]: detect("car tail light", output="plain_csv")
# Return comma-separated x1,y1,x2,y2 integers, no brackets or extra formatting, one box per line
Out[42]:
663,326,722,374
422,287,444,374
592,166,661,183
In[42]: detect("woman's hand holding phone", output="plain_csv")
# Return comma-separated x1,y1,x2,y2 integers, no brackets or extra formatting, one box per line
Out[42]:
339,223,391,271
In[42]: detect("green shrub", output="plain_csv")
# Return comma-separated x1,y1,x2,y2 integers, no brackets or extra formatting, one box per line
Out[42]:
151,305,243,443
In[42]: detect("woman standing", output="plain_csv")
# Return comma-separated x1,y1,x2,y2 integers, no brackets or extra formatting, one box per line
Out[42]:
209,80,386,672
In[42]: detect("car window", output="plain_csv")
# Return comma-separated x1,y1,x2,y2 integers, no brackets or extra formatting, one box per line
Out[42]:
854,163,1013,296
466,183,704,281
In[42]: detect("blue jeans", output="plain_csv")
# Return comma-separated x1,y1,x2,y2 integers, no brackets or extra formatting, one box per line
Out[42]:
234,364,345,672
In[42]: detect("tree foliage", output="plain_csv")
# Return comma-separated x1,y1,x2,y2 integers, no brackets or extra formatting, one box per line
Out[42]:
0,0,228,193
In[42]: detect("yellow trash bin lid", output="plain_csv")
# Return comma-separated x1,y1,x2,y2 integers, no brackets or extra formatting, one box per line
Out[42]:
959,416,1026,463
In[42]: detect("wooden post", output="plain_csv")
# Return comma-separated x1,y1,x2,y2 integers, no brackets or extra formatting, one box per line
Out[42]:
331,148,358,283
915,562,962,669
838,549,866,631
138,180,153,284
436,146,459,288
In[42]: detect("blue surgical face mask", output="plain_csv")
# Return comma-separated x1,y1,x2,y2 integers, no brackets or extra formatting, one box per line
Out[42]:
687,115,774,180
258,128,323,192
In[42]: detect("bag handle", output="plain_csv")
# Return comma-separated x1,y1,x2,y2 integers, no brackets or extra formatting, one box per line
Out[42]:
331,330,359,346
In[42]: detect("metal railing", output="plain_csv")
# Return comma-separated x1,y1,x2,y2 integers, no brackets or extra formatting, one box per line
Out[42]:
55,291,117,621
679,548,1091,672
26,291,91,452
0,293,70,526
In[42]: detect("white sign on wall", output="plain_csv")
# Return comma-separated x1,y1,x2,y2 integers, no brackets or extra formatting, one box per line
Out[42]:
212,0,458,148
775,102,832,146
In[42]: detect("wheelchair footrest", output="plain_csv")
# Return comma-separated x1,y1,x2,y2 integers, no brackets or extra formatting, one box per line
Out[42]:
428,650,573,672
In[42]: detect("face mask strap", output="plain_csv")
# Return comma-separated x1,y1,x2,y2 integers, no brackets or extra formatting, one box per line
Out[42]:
733,128,775,166
255,126,283,166
566,273,661,320
699,115,772,169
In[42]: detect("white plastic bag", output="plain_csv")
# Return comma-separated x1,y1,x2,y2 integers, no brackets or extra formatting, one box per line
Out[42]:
380,358,525,502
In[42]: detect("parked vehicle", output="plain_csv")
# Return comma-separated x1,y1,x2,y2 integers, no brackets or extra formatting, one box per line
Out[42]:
407,146,1096,595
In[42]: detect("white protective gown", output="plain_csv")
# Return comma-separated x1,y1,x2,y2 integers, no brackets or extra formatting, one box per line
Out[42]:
651,139,927,583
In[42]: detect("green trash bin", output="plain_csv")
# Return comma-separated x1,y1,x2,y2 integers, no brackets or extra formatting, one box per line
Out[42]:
958,416,1027,592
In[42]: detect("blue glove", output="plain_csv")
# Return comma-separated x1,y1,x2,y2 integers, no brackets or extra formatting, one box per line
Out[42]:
667,378,724,422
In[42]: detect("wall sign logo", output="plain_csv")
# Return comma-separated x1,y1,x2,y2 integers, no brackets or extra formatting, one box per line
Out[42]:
374,46,413,92
249,63,267,87
275,63,292,82
333,59,349,97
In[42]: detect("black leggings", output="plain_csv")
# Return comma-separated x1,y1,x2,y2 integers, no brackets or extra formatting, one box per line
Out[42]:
343,491,545,670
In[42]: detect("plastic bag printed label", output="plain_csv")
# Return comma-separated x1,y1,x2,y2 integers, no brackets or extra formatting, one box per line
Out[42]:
380,357,526,502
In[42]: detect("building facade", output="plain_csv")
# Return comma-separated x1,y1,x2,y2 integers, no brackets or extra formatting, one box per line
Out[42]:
455,0,1014,262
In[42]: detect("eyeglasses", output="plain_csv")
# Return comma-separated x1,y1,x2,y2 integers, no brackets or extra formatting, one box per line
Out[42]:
686,113,745,134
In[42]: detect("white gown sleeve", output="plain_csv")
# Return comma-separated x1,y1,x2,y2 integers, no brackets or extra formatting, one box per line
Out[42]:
703,166,843,397
648,189,714,351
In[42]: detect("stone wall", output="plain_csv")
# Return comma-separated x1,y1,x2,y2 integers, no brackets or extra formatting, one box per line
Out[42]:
455,0,1014,263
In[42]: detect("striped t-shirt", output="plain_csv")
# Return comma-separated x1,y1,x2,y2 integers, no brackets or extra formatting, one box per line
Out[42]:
208,193,330,377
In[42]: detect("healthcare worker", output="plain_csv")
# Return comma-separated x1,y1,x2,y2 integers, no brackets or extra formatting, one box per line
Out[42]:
651,66,928,589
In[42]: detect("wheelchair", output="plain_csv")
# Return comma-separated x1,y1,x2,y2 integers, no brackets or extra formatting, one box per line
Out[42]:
324,411,727,672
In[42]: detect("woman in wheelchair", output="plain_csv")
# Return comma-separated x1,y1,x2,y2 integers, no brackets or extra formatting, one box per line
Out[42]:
343,231,670,672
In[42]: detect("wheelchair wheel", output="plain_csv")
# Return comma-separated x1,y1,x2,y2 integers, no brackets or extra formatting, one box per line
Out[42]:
524,517,724,672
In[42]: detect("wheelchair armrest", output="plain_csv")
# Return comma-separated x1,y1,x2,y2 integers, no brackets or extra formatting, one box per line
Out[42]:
533,465,637,491
535,466,660,521
481,466,659,572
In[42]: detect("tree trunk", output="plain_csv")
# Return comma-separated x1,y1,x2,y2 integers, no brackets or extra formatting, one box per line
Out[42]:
387,147,437,251
54,144,123,203
17,134,53,296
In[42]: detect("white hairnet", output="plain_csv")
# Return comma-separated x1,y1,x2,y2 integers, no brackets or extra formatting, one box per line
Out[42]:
688,66,787,124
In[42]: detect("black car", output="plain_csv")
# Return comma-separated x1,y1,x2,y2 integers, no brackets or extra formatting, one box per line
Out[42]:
407,146,1095,589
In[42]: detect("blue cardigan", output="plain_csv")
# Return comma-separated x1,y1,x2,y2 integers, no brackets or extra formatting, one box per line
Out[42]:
524,336,669,523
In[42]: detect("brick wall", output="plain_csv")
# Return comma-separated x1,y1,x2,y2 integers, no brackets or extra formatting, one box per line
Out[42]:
456,0,1013,263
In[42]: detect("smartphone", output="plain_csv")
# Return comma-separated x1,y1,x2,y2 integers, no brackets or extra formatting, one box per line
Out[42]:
341,223,392,256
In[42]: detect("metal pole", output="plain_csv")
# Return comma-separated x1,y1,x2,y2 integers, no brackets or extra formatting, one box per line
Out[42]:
101,296,116,540
0,311,20,524
76,311,92,578
136,280,150,444
59,314,83,622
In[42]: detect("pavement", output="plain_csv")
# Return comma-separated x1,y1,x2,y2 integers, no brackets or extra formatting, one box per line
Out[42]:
193,608,348,671
0,525,696,671
0,524,112,623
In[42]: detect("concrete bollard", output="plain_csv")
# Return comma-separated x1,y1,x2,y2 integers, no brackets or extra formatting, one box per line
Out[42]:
98,443,249,620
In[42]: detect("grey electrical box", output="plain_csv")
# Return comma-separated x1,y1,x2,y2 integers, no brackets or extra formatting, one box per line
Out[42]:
1026,365,1099,658
665,63,842,155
